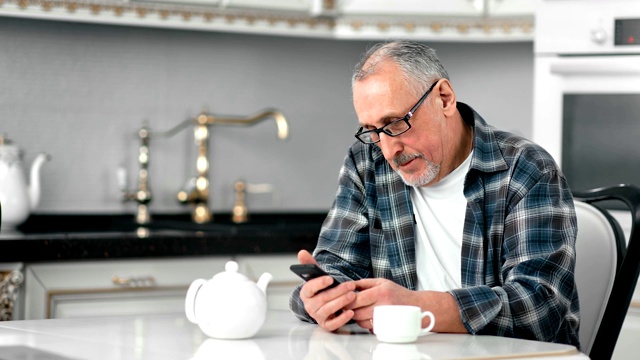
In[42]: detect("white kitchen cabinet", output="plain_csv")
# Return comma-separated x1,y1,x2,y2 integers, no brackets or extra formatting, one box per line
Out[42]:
22,254,299,320
24,257,231,320
0,0,535,42
339,0,483,17
334,0,536,42
488,0,538,17
163,0,310,12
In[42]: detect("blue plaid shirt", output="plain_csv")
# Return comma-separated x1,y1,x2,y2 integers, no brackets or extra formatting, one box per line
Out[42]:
290,103,580,347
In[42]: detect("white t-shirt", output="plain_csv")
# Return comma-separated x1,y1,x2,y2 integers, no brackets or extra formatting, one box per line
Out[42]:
410,151,473,292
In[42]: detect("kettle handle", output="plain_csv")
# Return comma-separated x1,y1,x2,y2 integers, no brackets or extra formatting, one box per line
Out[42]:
185,279,206,324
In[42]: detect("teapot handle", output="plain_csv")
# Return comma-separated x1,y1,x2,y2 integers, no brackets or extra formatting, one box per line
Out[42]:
185,279,206,324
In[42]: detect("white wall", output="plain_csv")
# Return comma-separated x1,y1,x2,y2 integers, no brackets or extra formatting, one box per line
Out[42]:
0,18,534,214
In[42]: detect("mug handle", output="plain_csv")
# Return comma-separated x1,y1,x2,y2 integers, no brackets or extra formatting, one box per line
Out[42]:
419,311,436,335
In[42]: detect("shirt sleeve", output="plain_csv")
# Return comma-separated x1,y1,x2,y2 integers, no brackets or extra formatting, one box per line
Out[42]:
290,146,374,322
449,169,579,343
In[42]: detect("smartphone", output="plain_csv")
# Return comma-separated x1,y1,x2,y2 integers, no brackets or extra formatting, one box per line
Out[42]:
290,264,341,292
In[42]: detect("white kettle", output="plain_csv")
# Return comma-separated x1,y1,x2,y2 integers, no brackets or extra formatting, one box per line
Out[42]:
185,261,272,339
0,135,50,231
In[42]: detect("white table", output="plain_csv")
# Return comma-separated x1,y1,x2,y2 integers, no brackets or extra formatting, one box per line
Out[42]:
0,310,588,359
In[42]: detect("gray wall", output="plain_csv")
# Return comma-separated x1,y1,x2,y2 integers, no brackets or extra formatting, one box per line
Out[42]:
0,18,533,215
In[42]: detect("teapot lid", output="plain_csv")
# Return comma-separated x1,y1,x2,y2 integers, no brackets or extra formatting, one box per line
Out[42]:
213,261,250,283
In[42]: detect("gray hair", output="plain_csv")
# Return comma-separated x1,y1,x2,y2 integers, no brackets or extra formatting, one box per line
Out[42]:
352,40,450,97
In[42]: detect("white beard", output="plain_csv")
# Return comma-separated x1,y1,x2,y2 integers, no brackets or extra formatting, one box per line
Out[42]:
395,156,440,187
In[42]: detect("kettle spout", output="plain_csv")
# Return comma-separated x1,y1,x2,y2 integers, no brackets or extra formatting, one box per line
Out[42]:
257,272,273,294
29,153,51,210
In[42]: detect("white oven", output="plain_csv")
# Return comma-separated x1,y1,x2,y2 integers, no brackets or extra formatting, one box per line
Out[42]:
533,0,640,197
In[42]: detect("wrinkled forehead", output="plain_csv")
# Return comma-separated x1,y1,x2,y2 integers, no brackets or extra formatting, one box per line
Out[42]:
353,70,416,127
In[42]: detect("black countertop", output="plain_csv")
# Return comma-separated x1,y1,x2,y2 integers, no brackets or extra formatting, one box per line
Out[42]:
0,213,324,263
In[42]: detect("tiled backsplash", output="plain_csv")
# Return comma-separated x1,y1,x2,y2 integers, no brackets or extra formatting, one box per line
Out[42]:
0,18,534,215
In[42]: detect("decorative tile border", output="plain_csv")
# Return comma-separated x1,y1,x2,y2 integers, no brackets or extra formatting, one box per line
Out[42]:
1,0,333,26
335,17,534,41
0,269,23,321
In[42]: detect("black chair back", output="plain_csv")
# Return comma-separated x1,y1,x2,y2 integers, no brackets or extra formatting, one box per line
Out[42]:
574,184,640,359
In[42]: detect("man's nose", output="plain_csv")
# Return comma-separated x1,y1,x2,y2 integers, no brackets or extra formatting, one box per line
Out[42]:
378,133,403,158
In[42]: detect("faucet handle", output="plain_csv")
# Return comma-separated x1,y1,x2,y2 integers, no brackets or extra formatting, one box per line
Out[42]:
232,180,249,224
245,183,274,194
177,177,198,204
232,180,277,224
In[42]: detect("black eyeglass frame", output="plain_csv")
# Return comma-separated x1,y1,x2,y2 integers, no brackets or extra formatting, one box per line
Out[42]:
354,80,440,144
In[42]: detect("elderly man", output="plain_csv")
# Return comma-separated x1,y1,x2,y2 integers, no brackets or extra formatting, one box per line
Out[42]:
290,40,579,347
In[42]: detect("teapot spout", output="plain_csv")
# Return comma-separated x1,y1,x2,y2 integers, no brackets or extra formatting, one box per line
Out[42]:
257,272,273,294
29,153,51,210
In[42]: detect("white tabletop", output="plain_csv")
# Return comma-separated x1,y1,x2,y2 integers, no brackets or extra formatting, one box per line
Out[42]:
0,310,588,360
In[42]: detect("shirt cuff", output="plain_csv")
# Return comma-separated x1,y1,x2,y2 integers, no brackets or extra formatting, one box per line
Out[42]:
449,285,505,334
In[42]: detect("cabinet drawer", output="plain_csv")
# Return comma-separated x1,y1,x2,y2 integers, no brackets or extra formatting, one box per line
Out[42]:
25,257,230,319
47,288,189,319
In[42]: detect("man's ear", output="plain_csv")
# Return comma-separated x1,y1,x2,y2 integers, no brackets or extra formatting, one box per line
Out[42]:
437,79,457,116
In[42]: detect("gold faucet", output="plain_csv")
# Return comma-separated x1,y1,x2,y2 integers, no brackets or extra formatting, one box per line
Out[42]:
119,125,152,225
175,109,289,224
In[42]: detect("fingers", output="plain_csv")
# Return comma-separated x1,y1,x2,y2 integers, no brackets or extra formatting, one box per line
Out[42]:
343,280,377,311
355,318,374,332
352,278,379,291
298,250,318,265
301,279,355,312
321,308,355,332
349,302,376,333
301,280,357,332
345,278,389,332
300,276,338,298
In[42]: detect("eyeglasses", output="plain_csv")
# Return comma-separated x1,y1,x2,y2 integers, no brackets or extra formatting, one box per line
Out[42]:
354,80,439,144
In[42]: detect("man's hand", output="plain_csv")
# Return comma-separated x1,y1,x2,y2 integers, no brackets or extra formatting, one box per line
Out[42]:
297,250,357,332
344,278,417,330
347,278,468,333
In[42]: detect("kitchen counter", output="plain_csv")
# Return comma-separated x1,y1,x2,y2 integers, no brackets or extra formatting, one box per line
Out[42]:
0,309,588,360
0,213,324,262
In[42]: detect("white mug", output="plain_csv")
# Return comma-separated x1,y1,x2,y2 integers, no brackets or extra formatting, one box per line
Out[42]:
373,305,435,343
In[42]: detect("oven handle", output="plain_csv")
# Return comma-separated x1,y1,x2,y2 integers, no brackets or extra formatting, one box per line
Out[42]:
550,56,640,75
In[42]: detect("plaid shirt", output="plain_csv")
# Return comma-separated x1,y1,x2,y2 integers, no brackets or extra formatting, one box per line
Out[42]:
290,103,580,347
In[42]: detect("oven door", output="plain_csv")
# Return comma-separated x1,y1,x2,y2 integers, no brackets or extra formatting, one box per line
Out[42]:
533,54,640,193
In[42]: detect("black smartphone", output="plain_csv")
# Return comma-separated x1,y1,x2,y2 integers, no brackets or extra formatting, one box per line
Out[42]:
290,264,341,292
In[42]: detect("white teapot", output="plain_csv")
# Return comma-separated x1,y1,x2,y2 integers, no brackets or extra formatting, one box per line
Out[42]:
0,135,50,231
185,261,272,339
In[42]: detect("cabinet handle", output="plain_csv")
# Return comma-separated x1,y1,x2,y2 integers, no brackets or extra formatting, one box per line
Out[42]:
111,275,156,288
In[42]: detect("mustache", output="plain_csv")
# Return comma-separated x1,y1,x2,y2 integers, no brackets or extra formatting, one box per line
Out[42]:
392,153,425,167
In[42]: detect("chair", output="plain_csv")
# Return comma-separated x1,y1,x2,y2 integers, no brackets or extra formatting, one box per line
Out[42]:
573,184,640,359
